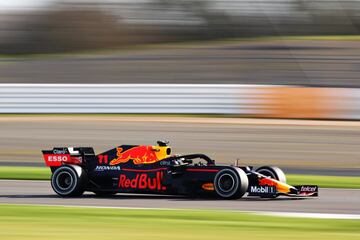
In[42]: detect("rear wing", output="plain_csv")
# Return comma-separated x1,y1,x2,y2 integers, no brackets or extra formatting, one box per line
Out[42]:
42,147,95,167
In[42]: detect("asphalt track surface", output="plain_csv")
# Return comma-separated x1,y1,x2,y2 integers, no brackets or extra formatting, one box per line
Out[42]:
0,180,359,214
1,116,360,172
1,40,360,87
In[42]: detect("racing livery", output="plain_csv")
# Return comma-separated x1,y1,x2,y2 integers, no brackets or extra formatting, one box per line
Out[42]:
42,141,318,199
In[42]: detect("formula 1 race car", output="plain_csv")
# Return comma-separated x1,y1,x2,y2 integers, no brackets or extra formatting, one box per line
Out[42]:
42,141,318,199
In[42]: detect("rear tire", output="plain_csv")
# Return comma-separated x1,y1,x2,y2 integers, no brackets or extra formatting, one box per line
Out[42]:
214,168,248,199
256,166,286,183
51,165,87,197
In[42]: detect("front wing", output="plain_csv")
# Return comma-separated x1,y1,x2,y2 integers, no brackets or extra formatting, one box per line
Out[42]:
247,175,318,198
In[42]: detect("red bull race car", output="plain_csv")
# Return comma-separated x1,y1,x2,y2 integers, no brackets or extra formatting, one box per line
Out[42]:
42,141,318,199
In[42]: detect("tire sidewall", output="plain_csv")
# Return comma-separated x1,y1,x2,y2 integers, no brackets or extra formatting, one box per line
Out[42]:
51,165,85,197
214,168,248,199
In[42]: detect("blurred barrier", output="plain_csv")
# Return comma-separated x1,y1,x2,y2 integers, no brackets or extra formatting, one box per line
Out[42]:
0,84,359,119
0,84,265,114
263,87,336,119
263,87,360,120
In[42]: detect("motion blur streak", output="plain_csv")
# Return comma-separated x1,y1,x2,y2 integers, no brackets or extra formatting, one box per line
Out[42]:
1,1,360,87
2,84,360,120
1,40,360,86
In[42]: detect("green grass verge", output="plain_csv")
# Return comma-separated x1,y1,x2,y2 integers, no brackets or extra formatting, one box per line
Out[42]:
0,166,359,188
0,167,50,180
287,174,360,189
285,35,360,41
0,204,359,240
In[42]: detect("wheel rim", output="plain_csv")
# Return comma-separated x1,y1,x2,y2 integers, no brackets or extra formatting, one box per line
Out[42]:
218,173,235,193
56,172,74,191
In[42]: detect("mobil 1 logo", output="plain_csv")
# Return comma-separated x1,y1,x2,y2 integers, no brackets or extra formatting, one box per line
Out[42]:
248,185,277,197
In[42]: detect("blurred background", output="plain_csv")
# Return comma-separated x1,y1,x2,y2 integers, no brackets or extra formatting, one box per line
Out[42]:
1,0,360,174
1,0,360,86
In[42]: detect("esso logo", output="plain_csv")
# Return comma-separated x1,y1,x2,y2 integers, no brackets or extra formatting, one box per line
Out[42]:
47,155,69,162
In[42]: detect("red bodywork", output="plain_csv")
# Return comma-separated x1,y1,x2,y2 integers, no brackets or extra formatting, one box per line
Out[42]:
43,154,82,167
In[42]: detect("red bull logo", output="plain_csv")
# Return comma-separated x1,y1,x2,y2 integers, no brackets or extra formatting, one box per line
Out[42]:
110,146,157,165
110,146,170,165
118,172,166,190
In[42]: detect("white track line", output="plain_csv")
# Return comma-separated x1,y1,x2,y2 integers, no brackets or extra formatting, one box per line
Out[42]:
1,115,360,127
253,211,360,219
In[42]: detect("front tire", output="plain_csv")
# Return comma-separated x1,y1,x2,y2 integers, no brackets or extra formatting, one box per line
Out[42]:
51,165,87,197
256,166,286,183
214,168,248,199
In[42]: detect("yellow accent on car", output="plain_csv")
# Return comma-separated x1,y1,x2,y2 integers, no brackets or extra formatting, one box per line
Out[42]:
153,146,171,160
